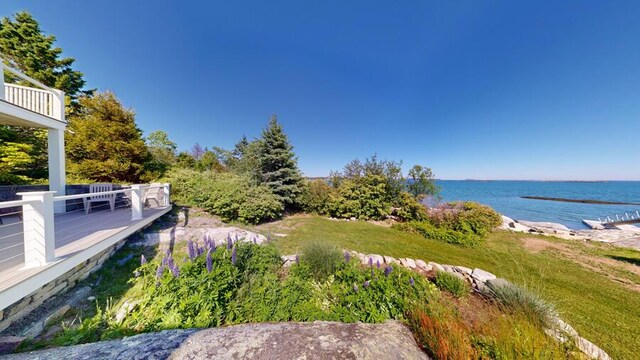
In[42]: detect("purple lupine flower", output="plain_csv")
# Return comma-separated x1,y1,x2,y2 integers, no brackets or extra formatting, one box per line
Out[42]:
376,260,381,269
187,240,197,260
267,232,271,243
384,265,392,277
227,234,233,249
409,277,415,286
295,254,300,264
353,283,359,292
206,249,213,273
235,234,239,243
253,237,257,245
171,265,180,278
344,252,351,262
368,257,373,268
140,254,147,265
155,264,164,279
363,280,370,288
198,246,204,256
371,268,375,278
166,255,175,270
231,246,237,265
165,248,171,257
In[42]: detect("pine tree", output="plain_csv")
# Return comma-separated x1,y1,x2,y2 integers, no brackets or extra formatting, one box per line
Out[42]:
257,115,303,208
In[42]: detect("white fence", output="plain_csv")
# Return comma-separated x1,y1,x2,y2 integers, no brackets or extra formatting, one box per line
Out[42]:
4,83,54,118
0,184,170,270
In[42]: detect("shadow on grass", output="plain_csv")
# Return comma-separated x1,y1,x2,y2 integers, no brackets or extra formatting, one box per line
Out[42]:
607,255,640,267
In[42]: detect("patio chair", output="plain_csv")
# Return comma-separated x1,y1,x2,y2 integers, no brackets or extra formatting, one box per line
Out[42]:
143,183,165,207
84,183,116,214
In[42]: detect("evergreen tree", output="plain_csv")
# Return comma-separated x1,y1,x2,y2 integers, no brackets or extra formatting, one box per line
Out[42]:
257,115,303,208
66,92,149,182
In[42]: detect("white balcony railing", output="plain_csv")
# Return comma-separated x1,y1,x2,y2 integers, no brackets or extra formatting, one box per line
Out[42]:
1,61,65,122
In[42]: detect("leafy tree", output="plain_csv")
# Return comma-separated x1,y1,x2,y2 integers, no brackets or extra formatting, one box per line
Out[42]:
143,130,177,178
256,115,303,208
230,139,262,182
190,143,205,161
66,92,149,182
407,165,439,198
331,155,404,204
196,149,225,172
175,151,196,169
0,12,88,183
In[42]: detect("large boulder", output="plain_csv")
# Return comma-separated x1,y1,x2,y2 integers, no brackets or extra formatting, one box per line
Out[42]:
4,321,429,360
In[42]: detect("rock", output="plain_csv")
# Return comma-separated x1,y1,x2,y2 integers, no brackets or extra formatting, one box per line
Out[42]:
367,254,385,266
441,265,455,274
281,255,298,268
383,255,397,264
116,254,135,266
516,220,570,232
350,217,357,221
0,336,25,355
428,262,445,272
414,260,432,271
471,268,496,283
454,266,472,275
576,336,612,360
1,322,427,360
399,258,416,269
115,300,138,324
137,227,267,248
87,296,96,302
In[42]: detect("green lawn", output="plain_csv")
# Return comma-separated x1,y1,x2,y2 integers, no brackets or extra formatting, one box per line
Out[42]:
257,216,640,360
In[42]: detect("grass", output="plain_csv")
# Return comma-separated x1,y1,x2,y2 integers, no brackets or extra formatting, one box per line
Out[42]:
487,280,556,328
433,271,470,298
257,215,640,360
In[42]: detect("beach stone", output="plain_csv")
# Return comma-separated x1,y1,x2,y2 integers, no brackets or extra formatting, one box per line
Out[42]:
415,260,432,271
0,336,25,355
429,262,445,272
281,255,298,267
516,220,570,232
398,258,416,269
471,268,497,283
383,255,397,264
454,266,472,275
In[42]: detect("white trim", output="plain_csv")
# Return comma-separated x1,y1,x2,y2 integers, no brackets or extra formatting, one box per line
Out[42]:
0,100,66,129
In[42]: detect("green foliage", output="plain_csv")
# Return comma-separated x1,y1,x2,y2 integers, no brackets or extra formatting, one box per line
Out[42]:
487,281,556,328
394,191,427,221
329,174,390,220
256,115,304,209
300,241,343,280
434,271,470,298
299,179,335,214
394,221,481,247
165,168,283,224
407,165,439,198
144,130,177,178
66,92,150,183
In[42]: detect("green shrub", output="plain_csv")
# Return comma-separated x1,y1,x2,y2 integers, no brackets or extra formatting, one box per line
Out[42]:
164,169,283,224
434,271,470,298
394,221,481,247
328,174,391,220
299,179,335,215
426,201,501,237
300,241,343,280
487,281,556,328
394,191,427,221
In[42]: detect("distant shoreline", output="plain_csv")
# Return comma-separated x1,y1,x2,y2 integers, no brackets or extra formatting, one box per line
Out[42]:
521,196,640,206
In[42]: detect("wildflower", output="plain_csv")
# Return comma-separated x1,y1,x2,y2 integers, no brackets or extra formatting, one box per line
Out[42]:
155,264,164,279
376,260,381,269
197,246,204,256
165,248,171,257
368,257,373,268
295,254,300,264
134,270,140,278
231,246,237,265
206,249,213,273
166,255,175,269
227,234,233,249
364,280,370,288
140,254,147,265
267,232,271,243
344,252,351,262
187,240,196,260
253,237,257,245
171,265,180,278
353,283,359,292
371,268,375,278
384,265,392,277
409,277,415,286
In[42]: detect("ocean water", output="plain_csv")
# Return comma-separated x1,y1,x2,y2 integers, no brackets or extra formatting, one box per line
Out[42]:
437,180,640,229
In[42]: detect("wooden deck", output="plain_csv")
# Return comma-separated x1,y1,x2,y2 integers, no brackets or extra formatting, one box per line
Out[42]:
0,205,171,310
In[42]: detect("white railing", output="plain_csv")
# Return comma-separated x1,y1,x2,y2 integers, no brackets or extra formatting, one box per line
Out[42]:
0,183,170,270
0,62,65,122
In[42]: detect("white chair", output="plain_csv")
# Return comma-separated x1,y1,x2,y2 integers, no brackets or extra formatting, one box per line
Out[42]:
143,183,165,207
84,183,115,214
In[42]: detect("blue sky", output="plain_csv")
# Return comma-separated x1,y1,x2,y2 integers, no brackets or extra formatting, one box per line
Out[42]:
2,1,639,180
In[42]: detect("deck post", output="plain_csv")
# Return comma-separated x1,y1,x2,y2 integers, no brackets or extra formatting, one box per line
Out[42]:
131,185,143,221
0,62,4,100
48,128,66,213
18,191,57,268
163,183,170,207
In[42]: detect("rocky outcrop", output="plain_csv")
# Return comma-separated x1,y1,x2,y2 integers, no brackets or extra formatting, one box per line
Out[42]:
137,226,267,249
3,321,428,360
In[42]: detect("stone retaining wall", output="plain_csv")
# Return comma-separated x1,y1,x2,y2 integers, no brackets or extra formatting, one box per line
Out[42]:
0,240,127,334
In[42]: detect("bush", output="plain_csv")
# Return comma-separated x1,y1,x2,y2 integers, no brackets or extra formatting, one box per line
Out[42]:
394,192,427,222
487,281,556,328
300,241,343,280
299,179,335,215
434,271,470,298
426,201,501,238
328,174,391,220
394,221,481,247
165,169,283,224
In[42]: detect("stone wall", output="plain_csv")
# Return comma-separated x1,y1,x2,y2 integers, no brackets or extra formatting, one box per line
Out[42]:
0,239,127,334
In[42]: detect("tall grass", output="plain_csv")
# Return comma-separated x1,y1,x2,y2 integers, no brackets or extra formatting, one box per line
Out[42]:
300,241,343,280
433,271,470,298
487,281,557,328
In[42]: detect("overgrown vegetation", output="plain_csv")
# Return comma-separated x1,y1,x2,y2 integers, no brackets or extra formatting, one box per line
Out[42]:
487,280,557,328
165,169,283,224
433,271,470,298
